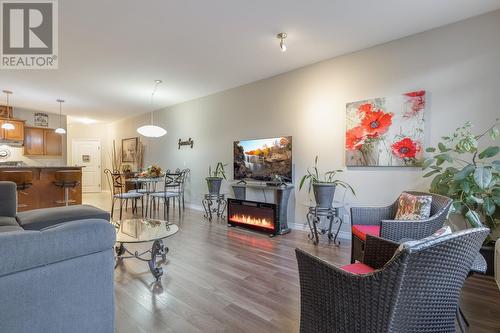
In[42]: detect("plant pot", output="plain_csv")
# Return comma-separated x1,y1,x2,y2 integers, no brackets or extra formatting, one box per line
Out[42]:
480,243,495,276
313,183,336,208
206,177,223,195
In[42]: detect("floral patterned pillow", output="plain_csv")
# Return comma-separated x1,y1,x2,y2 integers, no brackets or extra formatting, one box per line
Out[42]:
394,192,432,220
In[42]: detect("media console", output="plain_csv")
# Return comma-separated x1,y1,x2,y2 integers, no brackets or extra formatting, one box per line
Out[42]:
229,183,293,237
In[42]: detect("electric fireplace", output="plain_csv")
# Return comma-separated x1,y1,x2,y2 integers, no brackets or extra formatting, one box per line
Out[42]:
227,198,278,235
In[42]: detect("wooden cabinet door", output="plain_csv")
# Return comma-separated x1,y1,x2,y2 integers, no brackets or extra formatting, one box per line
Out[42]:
24,127,45,155
43,129,62,156
0,120,4,139
4,120,24,141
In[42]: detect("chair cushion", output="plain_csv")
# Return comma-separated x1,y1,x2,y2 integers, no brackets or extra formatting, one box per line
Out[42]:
352,225,380,241
151,191,179,198
116,192,144,199
394,192,432,220
0,216,20,227
17,204,110,231
341,263,376,275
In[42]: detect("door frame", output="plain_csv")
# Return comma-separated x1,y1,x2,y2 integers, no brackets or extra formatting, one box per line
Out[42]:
71,138,102,193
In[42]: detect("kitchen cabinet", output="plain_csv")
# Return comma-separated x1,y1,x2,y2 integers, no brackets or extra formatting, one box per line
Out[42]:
44,129,62,155
0,119,25,141
24,127,62,156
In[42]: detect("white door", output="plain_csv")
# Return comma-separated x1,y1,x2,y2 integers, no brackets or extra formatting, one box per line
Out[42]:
72,139,101,193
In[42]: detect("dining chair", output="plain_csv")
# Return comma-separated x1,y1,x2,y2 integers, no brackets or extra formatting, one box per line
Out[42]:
150,173,182,219
163,168,189,210
104,169,144,220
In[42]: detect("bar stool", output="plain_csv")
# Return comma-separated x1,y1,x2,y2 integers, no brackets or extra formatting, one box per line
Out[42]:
0,170,33,208
54,170,81,206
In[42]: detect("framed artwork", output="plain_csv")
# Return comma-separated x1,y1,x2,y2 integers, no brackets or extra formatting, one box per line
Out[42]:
122,137,138,162
34,113,49,127
345,90,426,167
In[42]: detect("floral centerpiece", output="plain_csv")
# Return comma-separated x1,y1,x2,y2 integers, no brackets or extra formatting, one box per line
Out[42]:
140,164,163,178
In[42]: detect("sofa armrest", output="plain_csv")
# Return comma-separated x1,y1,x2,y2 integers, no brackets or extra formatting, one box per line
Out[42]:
0,219,116,277
350,203,396,226
0,181,17,217
363,235,400,269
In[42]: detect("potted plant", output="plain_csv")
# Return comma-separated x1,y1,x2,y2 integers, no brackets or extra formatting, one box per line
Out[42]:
207,162,227,195
423,120,499,275
299,156,355,208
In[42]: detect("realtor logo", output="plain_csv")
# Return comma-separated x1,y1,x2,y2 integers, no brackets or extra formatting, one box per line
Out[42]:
1,0,58,69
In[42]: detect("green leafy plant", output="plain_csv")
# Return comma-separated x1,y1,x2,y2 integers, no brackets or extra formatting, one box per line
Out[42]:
299,156,355,195
423,120,499,242
208,162,227,179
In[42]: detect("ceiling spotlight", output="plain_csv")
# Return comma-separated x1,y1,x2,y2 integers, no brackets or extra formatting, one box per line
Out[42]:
277,32,287,52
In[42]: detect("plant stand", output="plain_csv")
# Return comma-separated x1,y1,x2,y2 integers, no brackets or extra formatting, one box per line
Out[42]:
306,206,343,245
202,193,226,221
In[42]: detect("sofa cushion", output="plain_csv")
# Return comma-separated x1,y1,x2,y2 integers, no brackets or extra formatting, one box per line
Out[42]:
0,216,20,227
17,205,110,231
341,263,376,275
0,225,23,233
352,225,381,241
394,192,432,220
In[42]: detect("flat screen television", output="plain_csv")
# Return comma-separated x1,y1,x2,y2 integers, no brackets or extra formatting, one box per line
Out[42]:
234,136,292,182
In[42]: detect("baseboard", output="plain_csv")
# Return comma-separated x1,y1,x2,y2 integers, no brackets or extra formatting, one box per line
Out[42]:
289,222,351,240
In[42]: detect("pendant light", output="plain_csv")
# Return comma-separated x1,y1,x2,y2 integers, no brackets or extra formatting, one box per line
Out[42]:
54,99,66,134
1,90,15,130
137,80,167,138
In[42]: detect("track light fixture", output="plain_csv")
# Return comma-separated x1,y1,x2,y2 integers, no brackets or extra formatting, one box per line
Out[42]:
277,32,287,52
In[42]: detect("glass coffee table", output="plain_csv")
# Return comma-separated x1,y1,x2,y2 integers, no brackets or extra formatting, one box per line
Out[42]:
114,218,179,281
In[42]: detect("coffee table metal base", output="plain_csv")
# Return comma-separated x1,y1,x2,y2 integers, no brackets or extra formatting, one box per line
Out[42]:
115,239,169,281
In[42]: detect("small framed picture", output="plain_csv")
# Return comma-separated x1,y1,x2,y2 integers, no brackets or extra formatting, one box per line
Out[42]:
34,113,49,127
122,137,138,162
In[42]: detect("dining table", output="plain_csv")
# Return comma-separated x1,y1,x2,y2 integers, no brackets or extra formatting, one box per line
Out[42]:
126,176,164,217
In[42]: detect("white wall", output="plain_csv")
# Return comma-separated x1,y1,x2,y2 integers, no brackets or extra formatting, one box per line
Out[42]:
107,10,500,231
0,107,67,166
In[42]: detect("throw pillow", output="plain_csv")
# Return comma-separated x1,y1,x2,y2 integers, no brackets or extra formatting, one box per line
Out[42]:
394,192,432,220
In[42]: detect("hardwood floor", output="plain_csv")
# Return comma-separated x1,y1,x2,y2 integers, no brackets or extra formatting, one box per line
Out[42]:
107,203,500,333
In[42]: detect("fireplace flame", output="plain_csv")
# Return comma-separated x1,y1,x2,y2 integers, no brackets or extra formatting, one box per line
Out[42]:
229,214,274,230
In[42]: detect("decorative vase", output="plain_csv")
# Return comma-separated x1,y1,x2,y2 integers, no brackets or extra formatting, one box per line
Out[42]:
206,177,222,195
313,183,336,208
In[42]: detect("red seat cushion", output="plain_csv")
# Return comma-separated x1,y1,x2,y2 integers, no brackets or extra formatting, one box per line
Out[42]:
341,263,376,275
352,225,380,241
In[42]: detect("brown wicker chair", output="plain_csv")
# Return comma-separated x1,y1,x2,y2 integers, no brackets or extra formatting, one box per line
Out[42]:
295,227,489,333
350,191,452,263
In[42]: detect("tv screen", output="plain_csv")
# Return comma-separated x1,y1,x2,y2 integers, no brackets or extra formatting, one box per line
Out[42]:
234,136,292,181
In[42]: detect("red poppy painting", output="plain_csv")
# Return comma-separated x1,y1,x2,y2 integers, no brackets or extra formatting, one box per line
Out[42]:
345,91,426,166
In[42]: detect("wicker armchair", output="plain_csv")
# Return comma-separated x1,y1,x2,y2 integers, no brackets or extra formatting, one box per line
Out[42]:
350,191,452,263
295,227,489,333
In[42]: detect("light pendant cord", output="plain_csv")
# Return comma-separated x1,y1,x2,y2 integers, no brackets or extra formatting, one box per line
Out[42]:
150,80,162,125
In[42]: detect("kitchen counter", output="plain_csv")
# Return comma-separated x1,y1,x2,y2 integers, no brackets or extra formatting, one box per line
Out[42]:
0,166,83,211
0,165,83,169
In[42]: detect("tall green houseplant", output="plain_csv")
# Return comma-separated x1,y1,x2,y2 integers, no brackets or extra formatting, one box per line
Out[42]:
423,121,500,243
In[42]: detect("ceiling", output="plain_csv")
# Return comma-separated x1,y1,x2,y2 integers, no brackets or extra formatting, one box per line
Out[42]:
1,0,499,123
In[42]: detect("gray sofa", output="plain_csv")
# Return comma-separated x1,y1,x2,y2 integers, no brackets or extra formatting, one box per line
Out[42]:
0,181,116,333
